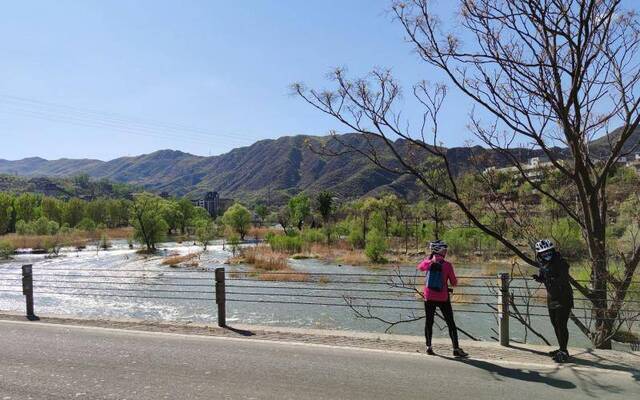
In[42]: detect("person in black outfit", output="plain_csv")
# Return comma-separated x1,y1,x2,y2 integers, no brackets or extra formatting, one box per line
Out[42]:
531,239,574,363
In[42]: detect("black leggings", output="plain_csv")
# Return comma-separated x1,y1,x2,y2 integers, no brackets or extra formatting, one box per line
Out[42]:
424,300,459,349
549,306,570,351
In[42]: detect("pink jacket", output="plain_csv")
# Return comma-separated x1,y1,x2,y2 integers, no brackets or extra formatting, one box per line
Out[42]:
417,254,457,302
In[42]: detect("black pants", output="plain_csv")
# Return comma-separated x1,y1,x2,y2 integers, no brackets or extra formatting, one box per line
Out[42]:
424,300,459,349
549,306,571,352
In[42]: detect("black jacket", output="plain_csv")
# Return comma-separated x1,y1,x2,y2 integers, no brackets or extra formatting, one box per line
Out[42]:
534,253,574,309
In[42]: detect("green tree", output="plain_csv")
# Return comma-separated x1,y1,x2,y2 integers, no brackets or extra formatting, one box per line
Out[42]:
315,191,334,223
423,197,451,240
41,197,63,224
379,194,398,237
130,193,168,252
64,198,86,227
255,204,269,227
177,198,195,234
107,199,130,228
86,198,109,226
347,219,365,249
221,203,252,240
161,200,182,235
316,191,334,242
77,217,97,232
14,193,41,223
288,193,311,230
365,228,387,263
194,218,216,251
0,193,14,235
277,206,293,235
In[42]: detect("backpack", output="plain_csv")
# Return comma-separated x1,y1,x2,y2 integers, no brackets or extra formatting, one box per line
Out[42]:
426,261,444,292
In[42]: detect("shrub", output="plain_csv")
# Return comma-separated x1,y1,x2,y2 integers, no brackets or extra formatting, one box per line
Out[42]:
15,220,31,235
365,228,387,263
47,220,60,235
0,240,14,259
268,234,303,254
300,229,324,246
227,233,241,256
347,224,365,249
442,227,499,255
77,217,97,232
334,220,351,237
59,224,72,235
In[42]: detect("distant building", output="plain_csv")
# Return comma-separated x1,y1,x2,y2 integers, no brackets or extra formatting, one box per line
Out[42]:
192,191,221,218
626,154,640,174
159,191,171,199
483,156,558,183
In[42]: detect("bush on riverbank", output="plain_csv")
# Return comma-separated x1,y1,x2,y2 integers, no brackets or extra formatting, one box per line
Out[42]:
266,233,303,254
365,228,387,263
0,240,13,259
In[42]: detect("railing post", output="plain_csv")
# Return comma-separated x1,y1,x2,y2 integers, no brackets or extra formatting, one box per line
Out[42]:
215,267,226,327
498,272,509,346
22,264,39,321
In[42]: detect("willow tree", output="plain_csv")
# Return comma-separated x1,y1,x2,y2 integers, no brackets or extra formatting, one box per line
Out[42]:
295,0,640,348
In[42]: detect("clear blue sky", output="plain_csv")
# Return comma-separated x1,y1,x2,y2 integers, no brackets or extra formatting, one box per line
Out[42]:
0,0,471,161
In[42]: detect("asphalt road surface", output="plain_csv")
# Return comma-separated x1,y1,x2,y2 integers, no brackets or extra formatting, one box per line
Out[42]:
0,320,638,399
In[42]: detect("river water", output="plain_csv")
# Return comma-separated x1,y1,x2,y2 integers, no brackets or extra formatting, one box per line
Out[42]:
0,241,624,349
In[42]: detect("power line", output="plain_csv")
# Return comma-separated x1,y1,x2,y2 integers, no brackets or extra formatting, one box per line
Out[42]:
0,94,255,146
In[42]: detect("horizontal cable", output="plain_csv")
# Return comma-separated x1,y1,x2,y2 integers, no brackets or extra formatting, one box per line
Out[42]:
228,271,498,279
29,291,215,301
34,286,214,295
226,298,498,314
224,292,417,302
32,274,214,281
29,268,214,273
225,278,496,288
225,284,414,294
510,277,640,284
34,280,214,287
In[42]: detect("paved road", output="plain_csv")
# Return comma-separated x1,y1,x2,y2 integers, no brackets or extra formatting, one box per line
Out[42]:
0,320,638,399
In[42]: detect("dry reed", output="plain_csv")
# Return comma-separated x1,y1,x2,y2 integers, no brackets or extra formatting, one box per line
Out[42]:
161,252,200,267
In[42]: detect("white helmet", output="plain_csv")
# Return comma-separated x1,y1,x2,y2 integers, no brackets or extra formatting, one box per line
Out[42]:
535,239,555,254
429,240,448,254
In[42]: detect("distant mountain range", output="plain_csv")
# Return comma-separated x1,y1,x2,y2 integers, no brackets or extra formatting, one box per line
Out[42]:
1,129,638,204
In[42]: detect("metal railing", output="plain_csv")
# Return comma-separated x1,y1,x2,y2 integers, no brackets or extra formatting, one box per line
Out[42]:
0,265,639,347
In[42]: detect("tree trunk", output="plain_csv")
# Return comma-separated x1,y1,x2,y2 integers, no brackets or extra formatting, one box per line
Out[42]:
587,213,612,349
591,245,612,349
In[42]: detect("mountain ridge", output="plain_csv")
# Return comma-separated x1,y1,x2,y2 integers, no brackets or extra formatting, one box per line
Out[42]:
1,129,638,204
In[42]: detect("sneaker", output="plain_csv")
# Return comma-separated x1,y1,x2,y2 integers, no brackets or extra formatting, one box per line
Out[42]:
453,348,469,358
553,351,569,363
426,347,435,355
548,349,561,357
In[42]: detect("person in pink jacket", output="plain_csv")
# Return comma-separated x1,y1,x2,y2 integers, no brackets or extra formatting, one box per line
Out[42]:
417,240,468,358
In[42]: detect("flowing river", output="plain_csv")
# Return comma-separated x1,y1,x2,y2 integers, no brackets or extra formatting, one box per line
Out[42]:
0,240,631,350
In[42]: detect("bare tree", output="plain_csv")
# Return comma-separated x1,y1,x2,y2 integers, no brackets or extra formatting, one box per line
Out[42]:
294,0,640,348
